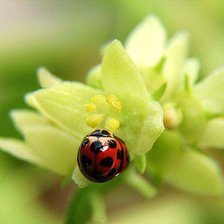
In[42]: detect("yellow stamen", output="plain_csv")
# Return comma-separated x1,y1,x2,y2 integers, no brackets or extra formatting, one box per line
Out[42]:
86,114,103,128
85,94,122,131
107,95,122,113
91,95,107,105
105,118,120,133
84,103,96,112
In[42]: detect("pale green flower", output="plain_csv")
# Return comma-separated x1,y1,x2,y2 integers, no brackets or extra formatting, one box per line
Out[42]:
121,15,224,196
0,15,224,199
0,38,164,189
88,15,224,196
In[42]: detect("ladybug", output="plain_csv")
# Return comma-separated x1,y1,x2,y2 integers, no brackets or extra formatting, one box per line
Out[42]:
77,129,129,183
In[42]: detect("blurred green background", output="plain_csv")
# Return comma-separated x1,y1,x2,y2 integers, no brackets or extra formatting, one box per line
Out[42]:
0,0,224,223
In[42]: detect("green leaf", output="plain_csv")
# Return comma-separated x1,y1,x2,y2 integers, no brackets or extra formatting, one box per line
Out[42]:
125,15,166,67
161,31,189,101
194,66,224,115
23,125,78,176
26,82,101,140
199,118,224,149
37,67,62,88
0,138,38,164
148,131,224,196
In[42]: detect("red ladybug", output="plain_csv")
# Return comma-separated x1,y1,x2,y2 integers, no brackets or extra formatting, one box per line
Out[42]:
77,129,129,183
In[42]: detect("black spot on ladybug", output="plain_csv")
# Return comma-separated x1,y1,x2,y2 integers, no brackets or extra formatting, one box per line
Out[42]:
91,129,110,137
117,149,124,172
90,141,103,154
108,168,116,177
117,163,123,173
81,155,93,171
117,149,124,160
108,140,117,148
101,130,111,136
90,170,104,181
81,138,89,148
91,130,101,136
100,157,113,167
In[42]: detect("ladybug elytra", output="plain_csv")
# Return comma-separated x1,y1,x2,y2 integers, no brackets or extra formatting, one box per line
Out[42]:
77,129,129,183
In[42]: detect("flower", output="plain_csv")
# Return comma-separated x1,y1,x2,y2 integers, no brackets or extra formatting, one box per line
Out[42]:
123,15,224,196
88,15,224,195
0,32,164,188
0,15,224,197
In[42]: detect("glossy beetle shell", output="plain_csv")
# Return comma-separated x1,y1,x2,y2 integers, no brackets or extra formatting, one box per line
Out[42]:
77,129,129,183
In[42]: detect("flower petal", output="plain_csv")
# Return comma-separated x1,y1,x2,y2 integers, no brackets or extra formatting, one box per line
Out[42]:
10,109,78,175
177,93,207,143
102,40,149,100
199,118,224,149
128,102,164,155
86,65,103,89
184,58,200,85
23,125,78,176
0,138,38,164
26,82,101,140
164,148,224,196
194,66,224,115
116,100,164,155
37,67,62,88
149,131,224,196
10,109,48,134
161,31,189,101
102,40,164,154
125,15,166,67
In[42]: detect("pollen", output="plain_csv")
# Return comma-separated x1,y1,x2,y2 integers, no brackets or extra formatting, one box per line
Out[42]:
85,94,122,131
86,114,103,128
84,103,96,112
91,94,107,105
105,117,120,133
107,95,122,113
